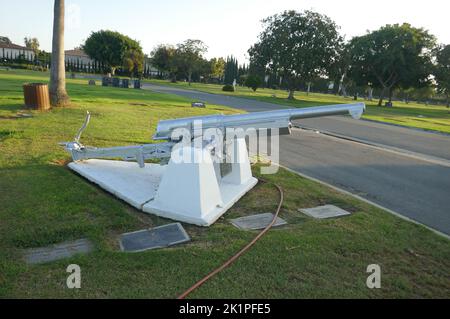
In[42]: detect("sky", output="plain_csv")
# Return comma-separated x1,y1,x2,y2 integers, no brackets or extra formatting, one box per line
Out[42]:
1,0,449,62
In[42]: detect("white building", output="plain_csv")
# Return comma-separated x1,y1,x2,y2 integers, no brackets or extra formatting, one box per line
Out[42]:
0,42,35,61
65,49,94,65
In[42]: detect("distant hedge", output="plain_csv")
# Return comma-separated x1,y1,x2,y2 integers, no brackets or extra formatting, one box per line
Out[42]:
0,62,47,72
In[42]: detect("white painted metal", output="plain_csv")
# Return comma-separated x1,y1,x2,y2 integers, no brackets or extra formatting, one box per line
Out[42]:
153,103,365,140
222,138,253,185
144,138,257,225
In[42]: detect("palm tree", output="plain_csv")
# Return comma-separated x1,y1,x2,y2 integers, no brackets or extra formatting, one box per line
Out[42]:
49,0,69,106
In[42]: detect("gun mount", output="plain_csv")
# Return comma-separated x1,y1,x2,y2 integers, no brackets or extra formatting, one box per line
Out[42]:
63,103,365,226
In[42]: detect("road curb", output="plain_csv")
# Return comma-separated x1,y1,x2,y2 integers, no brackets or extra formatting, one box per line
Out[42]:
276,164,450,240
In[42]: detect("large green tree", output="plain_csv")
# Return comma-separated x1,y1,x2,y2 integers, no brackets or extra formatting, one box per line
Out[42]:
249,10,343,100
210,57,226,82
174,39,208,85
123,49,144,77
150,44,177,80
195,58,214,82
245,75,262,92
24,37,40,56
83,30,143,75
224,56,239,85
434,44,450,107
348,23,436,106
328,43,351,95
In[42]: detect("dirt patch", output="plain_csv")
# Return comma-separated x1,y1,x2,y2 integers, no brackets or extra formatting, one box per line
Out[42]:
49,158,71,166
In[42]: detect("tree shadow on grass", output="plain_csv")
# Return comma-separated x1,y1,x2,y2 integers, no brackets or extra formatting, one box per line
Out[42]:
0,102,26,115
0,164,143,249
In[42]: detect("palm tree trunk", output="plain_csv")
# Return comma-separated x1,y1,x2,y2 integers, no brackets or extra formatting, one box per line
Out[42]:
49,0,69,107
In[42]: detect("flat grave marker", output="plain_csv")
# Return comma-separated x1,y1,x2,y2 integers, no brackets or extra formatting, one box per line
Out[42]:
24,239,93,264
299,205,351,219
120,223,190,252
230,213,287,230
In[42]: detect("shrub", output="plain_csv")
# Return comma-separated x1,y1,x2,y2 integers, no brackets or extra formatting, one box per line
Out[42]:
0,62,47,72
245,75,262,92
222,84,235,92
238,75,248,86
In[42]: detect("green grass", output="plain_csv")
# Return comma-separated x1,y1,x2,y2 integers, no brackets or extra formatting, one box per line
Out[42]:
147,79,450,134
0,70,449,298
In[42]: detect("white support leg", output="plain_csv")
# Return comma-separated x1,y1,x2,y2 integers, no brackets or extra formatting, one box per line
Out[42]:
144,145,225,226
144,138,258,226
222,138,253,185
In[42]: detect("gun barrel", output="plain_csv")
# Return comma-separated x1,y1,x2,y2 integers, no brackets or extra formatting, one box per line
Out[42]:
285,102,365,120
154,103,365,141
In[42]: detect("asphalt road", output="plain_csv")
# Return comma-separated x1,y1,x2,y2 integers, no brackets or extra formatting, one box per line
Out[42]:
143,83,450,235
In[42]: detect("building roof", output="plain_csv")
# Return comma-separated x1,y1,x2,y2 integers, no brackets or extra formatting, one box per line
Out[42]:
0,42,33,51
65,49,90,57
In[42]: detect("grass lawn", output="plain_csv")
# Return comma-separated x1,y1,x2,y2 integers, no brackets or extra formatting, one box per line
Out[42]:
0,70,449,298
146,79,450,134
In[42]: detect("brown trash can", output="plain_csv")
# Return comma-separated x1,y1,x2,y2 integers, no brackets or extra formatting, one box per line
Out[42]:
23,83,51,111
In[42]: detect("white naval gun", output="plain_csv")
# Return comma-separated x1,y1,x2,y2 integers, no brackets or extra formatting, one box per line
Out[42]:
63,103,365,226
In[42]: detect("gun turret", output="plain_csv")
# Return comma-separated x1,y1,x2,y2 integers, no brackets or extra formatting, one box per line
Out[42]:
63,102,366,226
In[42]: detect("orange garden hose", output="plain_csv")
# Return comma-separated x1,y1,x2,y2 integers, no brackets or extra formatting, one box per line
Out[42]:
177,179,284,299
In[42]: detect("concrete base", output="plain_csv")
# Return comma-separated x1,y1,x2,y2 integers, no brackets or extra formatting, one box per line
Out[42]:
69,157,258,226
69,160,165,209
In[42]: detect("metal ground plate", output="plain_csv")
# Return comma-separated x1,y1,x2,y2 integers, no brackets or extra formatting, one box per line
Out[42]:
230,213,287,230
120,223,190,252
24,239,93,264
299,205,351,219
